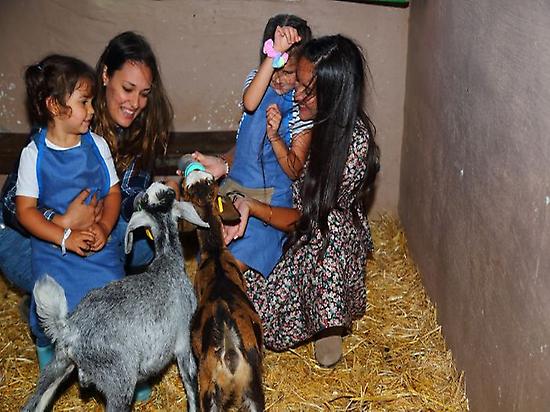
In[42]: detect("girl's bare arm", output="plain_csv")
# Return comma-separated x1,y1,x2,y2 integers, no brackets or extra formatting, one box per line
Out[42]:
243,26,301,112
270,128,312,180
96,184,121,236
16,195,94,255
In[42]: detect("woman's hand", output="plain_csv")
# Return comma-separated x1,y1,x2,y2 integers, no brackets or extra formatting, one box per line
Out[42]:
222,195,300,245
191,151,228,179
223,196,251,245
266,104,282,142
273,26,301,53
58,189,103,230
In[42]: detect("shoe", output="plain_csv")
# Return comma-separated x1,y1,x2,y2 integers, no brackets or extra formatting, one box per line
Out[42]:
133,382,152,403
36,344,54,371
314,332,343,368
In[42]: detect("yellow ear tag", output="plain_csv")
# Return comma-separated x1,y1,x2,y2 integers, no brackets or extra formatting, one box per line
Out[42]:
145,228,154,240
217,196,224,213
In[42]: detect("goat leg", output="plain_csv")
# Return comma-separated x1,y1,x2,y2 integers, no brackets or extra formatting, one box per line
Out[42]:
93,366,135,412
242,347,265,412
101,383,134,412
198,365,223,412
21,354,74,412
175,349,199,412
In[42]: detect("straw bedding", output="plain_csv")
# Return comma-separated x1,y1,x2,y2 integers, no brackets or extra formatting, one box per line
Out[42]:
0,214,468,411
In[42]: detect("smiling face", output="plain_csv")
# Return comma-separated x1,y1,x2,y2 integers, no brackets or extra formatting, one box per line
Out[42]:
55,78,95,137
294,57,317,121
103,60,153,128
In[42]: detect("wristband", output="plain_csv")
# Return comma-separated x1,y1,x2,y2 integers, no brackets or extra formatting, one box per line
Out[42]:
61,228,72,255
263,39,288,69
264,204,273,227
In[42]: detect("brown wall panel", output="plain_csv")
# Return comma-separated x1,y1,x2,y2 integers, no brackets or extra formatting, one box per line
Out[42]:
0,0,408,214
400,1,550,410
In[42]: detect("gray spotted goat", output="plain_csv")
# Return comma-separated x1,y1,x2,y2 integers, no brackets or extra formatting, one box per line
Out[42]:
22,182,207,412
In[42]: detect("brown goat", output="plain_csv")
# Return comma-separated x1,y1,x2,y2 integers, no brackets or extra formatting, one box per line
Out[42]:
181,170,265,412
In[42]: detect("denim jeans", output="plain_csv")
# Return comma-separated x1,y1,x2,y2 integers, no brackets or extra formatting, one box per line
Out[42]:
0,212,33,292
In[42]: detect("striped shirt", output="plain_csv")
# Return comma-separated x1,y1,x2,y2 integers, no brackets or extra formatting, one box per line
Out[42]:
242,69,313,142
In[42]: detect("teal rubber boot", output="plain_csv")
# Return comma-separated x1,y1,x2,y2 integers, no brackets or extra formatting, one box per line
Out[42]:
133,381,152,403
36,344,54,371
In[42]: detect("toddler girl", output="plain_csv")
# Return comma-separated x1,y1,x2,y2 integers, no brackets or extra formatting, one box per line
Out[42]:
15,54,123,368
196,14,313,278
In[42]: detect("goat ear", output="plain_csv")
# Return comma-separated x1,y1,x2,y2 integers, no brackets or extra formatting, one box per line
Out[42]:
124,210,153,254
173,200,209,228
219,195,241,223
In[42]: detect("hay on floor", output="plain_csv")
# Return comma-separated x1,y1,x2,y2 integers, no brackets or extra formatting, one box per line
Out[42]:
0,215,468,411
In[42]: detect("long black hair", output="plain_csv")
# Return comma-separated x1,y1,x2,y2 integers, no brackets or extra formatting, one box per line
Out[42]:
286,35,380,251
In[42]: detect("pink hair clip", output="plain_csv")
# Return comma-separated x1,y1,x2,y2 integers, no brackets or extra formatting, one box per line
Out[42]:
263,39,288,69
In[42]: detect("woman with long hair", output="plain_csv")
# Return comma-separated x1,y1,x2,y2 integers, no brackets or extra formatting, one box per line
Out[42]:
200,34,380,368
0,31,175,401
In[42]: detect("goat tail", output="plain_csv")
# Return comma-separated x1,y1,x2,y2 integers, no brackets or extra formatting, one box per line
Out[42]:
33,274,68,343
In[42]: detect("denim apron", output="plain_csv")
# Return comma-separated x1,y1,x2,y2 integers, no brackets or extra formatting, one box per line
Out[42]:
29,129,124,346
225,86,293,277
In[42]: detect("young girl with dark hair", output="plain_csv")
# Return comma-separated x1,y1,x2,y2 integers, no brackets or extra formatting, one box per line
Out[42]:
1,32,176,402
15,54,124,369
1,31,177,286
192,14,313,278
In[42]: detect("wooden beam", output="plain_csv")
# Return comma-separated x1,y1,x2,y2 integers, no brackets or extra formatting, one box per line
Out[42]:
334,0,408,6
0,131,236,175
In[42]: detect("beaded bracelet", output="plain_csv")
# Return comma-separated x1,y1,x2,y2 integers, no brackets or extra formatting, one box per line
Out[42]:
218,154,230,176
266,205,273,226
263,39,288,69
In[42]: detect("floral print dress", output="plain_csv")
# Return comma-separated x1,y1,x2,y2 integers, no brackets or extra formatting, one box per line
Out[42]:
244,119,375,351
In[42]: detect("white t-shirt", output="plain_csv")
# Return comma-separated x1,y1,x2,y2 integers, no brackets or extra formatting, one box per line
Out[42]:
16,132,119,199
